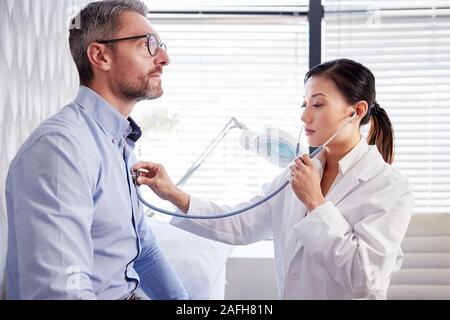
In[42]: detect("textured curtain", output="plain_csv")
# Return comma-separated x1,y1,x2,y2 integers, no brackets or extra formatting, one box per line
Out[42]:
0,0,91,299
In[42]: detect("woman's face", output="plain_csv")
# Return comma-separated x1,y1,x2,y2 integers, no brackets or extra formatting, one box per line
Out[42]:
302,75,357,147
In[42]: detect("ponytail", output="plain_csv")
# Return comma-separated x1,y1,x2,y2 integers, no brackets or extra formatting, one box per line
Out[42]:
366,102,395,164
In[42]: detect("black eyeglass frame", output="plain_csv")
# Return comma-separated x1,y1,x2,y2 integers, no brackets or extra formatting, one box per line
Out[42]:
96,33,167,57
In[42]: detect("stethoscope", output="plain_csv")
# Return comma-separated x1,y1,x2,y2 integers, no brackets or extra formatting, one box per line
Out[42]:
131,111,357,219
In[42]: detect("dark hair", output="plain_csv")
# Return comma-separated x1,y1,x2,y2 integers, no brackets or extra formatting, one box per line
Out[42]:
69,0,149,85
304,58,394,164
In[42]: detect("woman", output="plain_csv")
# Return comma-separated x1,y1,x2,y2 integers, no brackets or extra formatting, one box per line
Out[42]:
133,59,415,299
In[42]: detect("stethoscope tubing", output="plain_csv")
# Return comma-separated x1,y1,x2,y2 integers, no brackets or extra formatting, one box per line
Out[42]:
134,113,355,219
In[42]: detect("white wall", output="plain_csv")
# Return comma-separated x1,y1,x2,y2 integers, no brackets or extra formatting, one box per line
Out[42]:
225,241,278,300
225,257,278,300
0,0,91,299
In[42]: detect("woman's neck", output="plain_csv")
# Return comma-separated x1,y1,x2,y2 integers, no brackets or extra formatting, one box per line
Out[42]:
324,135,361,171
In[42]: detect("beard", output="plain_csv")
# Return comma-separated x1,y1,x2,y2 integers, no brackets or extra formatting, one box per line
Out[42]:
117,66,164,102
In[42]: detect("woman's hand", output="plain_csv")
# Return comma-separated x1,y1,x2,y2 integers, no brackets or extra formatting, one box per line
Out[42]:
289,155,325,212
132,162,190,213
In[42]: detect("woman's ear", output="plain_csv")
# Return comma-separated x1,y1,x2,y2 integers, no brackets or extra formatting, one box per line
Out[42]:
354,100,369,119
86,43,112,73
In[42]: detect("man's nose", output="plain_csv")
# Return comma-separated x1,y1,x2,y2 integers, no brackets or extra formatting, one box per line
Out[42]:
154,47,170,66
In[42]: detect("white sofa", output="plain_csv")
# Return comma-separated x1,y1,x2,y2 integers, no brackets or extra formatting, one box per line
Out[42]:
387,213,450,299
225,213,450,300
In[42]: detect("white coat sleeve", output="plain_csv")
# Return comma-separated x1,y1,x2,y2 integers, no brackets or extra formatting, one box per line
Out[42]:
170,169,290,245
293,178,414,299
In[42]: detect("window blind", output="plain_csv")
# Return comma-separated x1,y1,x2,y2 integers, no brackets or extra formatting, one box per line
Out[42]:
133,2,309,212
323,0,450,213
144,0,308,12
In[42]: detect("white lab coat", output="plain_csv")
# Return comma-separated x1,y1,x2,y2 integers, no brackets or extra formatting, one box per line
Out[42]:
171,142,414,299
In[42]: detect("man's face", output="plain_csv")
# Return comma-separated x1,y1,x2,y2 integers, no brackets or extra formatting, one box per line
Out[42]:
107,11,170,102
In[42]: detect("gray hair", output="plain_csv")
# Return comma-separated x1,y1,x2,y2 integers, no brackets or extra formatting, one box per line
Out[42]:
69,0,149,85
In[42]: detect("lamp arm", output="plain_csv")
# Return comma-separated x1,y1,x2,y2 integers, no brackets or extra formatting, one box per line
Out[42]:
175,117,245,188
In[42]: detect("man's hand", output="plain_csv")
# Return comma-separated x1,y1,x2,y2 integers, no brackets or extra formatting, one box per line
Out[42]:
132,162,190,213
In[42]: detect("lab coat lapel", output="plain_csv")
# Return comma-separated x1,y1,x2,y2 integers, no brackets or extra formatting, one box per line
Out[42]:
325,147,386,206
287,172,360,265
287,147,385,266
325,170,360,206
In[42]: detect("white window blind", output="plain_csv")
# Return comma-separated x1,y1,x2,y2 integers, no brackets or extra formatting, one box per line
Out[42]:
144,0,308,12
133,2,309,213
323,0,450,213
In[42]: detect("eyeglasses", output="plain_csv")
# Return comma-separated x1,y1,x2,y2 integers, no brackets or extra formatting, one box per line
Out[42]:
96,33,167,57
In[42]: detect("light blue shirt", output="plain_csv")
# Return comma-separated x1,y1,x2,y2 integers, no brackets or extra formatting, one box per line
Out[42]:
5,86,188,300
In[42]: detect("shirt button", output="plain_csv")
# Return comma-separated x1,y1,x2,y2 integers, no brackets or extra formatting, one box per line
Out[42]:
112,139,117,144
292,272,299,280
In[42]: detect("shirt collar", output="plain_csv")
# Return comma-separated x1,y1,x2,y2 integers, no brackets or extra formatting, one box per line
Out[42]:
74,86,142,142
338,137,369,176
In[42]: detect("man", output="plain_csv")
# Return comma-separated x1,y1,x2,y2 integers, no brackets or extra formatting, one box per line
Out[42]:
5,0,188,300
